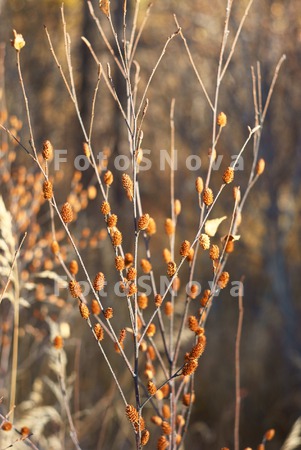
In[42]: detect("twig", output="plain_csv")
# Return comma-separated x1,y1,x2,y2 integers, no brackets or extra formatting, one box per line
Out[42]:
234,277,244,450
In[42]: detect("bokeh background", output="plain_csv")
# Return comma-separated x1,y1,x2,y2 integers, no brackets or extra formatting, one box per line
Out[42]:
0,0,300,449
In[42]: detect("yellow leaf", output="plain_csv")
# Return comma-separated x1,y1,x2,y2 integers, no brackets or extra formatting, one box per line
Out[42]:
204,216,227,237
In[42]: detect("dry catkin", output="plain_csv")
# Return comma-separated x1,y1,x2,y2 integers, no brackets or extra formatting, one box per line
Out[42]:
147,381,157,396
162,404,171,419
223,166,234,184
209,244,220,260
91,299,101,315
107,213,118,228
141,430,150,446
42,140,53,160
203,188,214,206
265,429,275,441
256,158,265,175
188,315,199,332
217,111,227,127
167,261,177,277
161,421,172,435
164,301,173,316
61,202,73,223
161,384,170,398
164,218,175,236
182,392,195,406
122,173,134,201
112,229,122,246
195,176,204,194
43,180,53,199
138,294,148,309
151,416,162,426
69,260,78,275
79,302,90,320
180,240,191,257
163,248,172,263
138,213,150,230
94,323,104,341
182,359,198,376
125,405,139,424
93,272,105,291
104,307,113,319
174,199,181,216
146,323,156,337
155,294,163,307
199,233,210,250
127,267,137,281
69,280,82,298
218,271,230,289
157,435,169,450
53,335,63,349
146,217,156,236
83,142,90,158
124,253,134,267
115,255,125,271
101,201,111,215
103,170,113,186
1,421,12,431
140,258,152,273
51,240,60,254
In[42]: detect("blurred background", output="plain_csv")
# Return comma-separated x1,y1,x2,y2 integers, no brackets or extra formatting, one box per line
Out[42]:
0,0,300,449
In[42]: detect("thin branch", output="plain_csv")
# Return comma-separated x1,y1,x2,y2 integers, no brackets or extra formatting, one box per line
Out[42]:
173,15,214,112
234,278,244,450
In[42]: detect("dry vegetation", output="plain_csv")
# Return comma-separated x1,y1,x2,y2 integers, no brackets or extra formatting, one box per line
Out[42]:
0,1,300,450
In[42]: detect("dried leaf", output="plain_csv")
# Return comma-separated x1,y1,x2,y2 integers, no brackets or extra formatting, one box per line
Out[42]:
99,0,110,17
205,216,227,237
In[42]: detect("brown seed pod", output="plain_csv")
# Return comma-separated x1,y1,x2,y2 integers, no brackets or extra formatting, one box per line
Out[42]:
124,253,134,267
164,218,175,236
104,307,113,319
42,140,53,160
209,244,220,260
93,272,105,291
163,248,172,263
195,176,204,194
161,384,170,399
69,260,78,276
157,435,169,450
79,302,90,320
164,301,173,317
200,289,211,307
103,170,113,186
182,359,198,376
167,261,177,277
51,240,60,254
101,201,111,215
188,284,199,299
180,240,191,257
189,336,207,359
138,294,148,310
119,328,127,343
188,315,199,332
217,111,227,127
161,421,172,435
218,271,230,289
162,404,171,419
61,202,73,224
187,247,195,262
151,415,162,426
128,283,138,296
147,345,156,360
94,323,104,341
146,323,156,337
256,158,265,175
1,421,12,431
225,240,235,253
115,255,125,271
265,429,275,441
127,267,137,281
141,429,150,446
155,294,163,307
140,258,152,274
176,434,182,445
146,217,157,236
91,299,101,315
134,416,145,433
20,426,31,437
107,213,118,228
176,415,185,427
182,392,195,406
199,233,210,250
83,142,90,158
125,405,139,424
69,280,82,298
112,229,122,246
203,187,214,206
223,166,234,184
122,173,134,201
53,335,63,350
147,380,157,396
138,213,150,231
174,199,181,216
43,180,53,200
